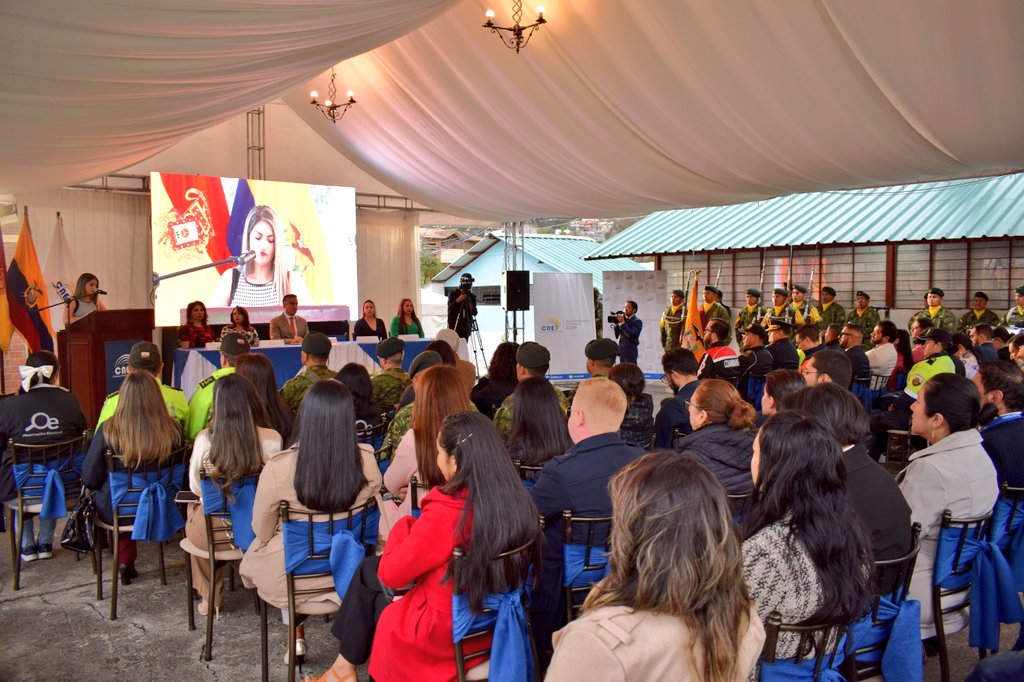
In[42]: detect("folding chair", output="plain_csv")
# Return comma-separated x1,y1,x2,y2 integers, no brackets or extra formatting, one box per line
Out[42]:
513,459,544,489
745,375,767,411
760,611,850,681
726,491,755,523
990,483,1024,591
562,510,612,623
409,475,431,519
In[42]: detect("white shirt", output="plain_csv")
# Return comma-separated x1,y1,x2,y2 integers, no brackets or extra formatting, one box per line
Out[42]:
865,341,898,379
188,426,283,495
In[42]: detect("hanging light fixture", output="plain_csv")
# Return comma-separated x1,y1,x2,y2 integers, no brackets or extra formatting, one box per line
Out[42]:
309,68,356,123
482,1,546,53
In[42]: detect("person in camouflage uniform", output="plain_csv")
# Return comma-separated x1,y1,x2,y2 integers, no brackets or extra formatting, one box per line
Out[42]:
659,288,685,351
766,287,790,324
701,285,732,343
564,338,618,405
1004,285,1024,328
493,341,568,439
846,291,880,350
815,286,846,332
370,337,409,412
958,291,1001,333
280,332,335,412
185,331,250,440
908,287,957,333
788,284,822,328
734,288,762,345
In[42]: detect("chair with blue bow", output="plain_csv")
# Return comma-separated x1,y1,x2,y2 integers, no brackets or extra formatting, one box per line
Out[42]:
93,445,189,620
356,418,387,454
259,497,379,682
4,432,90,590
179,471,260,661
513,460,544,490
759,610,850,682
451,538,541,682
932,508,1024,682
989,484,1024,586
409,475,432,519
868,373,892,408
846,522,922,680
745,375,767,412
850,380,875,413
562,510,612,623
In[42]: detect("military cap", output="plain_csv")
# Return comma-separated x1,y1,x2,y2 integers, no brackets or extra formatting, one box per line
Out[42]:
219,332,251,357
745,323,768,342
704,285,722,297
1016,285,1024,296
973,291,989,301
376,337,405,358
916,327,952,346
821,286,836,297
745,288,762,298
516,341,551,369
408,350,442,379
128,341,161,372
671,288,686,298
928,287,945,297
765,319,794,333
773,287,788,297
791,284,808,294
855,290,871,300
585,338,618,361
301,331,332,355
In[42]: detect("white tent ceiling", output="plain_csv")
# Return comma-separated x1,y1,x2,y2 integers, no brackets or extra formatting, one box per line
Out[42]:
2,1,1023,220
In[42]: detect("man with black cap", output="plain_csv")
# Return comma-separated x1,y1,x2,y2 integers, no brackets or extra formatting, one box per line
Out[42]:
612,300,643,364
186,331,250,439
908,287,957,333
737,323,774,403
701,285,731,343
493,341,568,438
584,338,618,377
816,286,846,331
1003,286,1024,328
280,332,335,411
97,341,187,426
765,320,799,370
370,337,409,411
734,288,762,344
768,287,789,322
789,284,822,327
447,272,478,340
847,291,880,349
697,318,740,382
380,349,444,460
660,288,685,350
958,291,1001,333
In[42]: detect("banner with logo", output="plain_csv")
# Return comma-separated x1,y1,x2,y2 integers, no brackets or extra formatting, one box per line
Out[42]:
602,270,667,378
105,340,144,394
533,272,595,380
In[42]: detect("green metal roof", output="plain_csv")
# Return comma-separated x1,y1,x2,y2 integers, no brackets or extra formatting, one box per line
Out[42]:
585,173,1024,259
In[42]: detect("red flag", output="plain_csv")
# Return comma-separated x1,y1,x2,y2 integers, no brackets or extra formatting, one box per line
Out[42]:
160,174,233,273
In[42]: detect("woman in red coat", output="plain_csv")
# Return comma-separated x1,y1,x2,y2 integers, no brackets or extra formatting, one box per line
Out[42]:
307,411,541,682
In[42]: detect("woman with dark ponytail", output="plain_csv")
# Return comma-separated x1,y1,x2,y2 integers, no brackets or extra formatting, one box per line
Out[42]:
676,378,757,493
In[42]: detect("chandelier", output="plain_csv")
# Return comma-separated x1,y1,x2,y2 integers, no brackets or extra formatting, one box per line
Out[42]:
483,1,547,53
309,68,356,123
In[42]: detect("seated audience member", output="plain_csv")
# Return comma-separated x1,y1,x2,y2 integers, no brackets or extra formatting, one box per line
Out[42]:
186,374,281,616
83,373,184,584
530,378,645,660
952,332,981,379
742,411,872,658
370,337,409,412
470,341,519,419
766,320,799,370
794,324,825,364
240,380,381,620
898,374,998,638
889,329,915,392
185,332,250,440
584,338,618,377
506,377,573,480
1011,332,1024,368
546,453,765,681
975,360,1024,487
866,320,899,382
269,294,307,343
823,322,844,350
352,299,387,341
235,353,294,445
782,384,913,575
383,365,471,524
654,348,700,448
970,323,999,364
307,411,540,682
737,323,774,403
759,369,805,419
608,362,655,447
218,305,260,347
97,341,187,426
493,342,568,439
335,363,384,432
910,317,935,363
697,318,740,383
840,324,871,385
280,332,335,412
801,349,852,388
0,351,87,562
676,379,756,494
380,351,443,462
435,328,477,392
994,326,1014,362
179,300,215,349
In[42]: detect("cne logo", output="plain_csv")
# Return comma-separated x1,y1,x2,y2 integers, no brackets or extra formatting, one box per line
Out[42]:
540,317,561,333
113,353,131,377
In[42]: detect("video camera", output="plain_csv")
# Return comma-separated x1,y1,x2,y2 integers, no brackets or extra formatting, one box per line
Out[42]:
607,311,624,323
459,273,474,292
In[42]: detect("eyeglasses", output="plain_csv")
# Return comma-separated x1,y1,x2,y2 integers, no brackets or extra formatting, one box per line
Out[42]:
684,399,702,411
660,374,670,385
799,369,819,376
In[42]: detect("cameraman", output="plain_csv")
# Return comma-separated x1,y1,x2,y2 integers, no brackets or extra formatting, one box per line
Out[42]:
447,272,478,340
612,300,643,364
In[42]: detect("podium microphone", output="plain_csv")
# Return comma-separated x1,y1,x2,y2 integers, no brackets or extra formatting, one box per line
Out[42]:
95,289,109,296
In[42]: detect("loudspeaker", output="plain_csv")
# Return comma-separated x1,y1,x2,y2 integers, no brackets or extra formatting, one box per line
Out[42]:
506,270,530,311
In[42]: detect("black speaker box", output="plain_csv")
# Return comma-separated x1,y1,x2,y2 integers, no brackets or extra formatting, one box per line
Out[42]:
506,270,530,311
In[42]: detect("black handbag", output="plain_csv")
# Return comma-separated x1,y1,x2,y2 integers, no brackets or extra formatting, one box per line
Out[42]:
60,490,95,554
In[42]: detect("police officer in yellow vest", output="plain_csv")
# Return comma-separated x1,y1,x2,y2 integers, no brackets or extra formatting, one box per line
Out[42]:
97,341,186,427
185,331,250,440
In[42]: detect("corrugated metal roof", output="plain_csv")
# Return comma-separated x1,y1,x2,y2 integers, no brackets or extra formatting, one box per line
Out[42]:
585,173,1024,260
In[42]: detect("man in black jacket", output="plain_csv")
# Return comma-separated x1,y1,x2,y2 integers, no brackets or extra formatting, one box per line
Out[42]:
737,323,773,405
654,348,700,448
612,300,643,364
766,320,799,370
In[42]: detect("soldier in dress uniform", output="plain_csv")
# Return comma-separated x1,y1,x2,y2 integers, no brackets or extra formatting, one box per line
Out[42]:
765,320,799,370
846,291,880,350
957,291,1001,333
789,284,822,328
768,287,790,322
815,286,846,331
370,337,410,412
659,288,686,351
701,285,732,343
908,287,957,333
1004,285,1024,329
734,288,762,345
280,332,335,412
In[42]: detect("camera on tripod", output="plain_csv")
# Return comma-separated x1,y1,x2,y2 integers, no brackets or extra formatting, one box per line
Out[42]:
607,311,625,323
459,273,474,292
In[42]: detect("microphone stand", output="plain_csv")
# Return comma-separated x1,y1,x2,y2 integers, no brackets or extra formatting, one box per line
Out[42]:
150,252,255,305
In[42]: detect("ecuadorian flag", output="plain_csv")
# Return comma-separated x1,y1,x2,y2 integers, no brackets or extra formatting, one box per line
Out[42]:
6,210,54,351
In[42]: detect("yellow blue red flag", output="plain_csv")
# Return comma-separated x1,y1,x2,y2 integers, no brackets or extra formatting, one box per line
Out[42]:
6,209,54,351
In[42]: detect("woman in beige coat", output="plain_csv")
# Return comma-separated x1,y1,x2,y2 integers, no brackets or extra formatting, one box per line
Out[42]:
547,452,764,682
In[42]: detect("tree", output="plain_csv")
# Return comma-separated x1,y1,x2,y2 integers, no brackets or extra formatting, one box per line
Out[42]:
420,254,445,285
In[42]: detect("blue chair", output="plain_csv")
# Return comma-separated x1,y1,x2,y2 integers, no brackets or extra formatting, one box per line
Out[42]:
179,472,260,661
562,510,612,623
727,491,755,524
356,418,387,453
4,432,89,590
451,538,541,682
759,611,850,682
746,375,767,411
850,381,874,412
989,483,1024,592
93,446,189,620
514,459,544,490
847,523,922,680
259,497,378,682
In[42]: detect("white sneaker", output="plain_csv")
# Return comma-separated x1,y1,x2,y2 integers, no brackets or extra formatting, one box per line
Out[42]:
20,546,38,562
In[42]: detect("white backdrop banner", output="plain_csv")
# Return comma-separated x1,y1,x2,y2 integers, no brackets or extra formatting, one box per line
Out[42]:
533,272,595,380
602,270,668,378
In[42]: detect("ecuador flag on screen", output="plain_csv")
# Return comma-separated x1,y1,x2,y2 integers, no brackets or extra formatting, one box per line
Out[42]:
6,210,54,352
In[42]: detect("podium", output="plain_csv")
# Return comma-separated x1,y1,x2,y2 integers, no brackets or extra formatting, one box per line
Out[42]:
57,309,155,427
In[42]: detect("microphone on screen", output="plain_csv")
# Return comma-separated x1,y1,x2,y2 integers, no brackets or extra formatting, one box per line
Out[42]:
235,250,257,267
95,289,108,296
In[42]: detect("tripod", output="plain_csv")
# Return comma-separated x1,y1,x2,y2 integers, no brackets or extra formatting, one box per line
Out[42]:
455,300,487,377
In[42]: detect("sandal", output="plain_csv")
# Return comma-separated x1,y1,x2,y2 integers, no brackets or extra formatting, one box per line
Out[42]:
302,670,355,682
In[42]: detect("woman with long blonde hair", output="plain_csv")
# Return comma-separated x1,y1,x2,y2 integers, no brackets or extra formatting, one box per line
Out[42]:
547,452,765,681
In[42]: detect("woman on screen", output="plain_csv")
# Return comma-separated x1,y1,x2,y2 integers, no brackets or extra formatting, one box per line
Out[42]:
210,204,310,308
353,299,387,341
389,298,424,338
65,272,107,325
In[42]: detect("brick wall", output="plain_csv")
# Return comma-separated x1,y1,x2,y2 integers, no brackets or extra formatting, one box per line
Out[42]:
2,332,29,394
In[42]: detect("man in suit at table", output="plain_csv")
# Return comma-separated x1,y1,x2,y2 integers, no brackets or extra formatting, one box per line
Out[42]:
269,294,308,343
